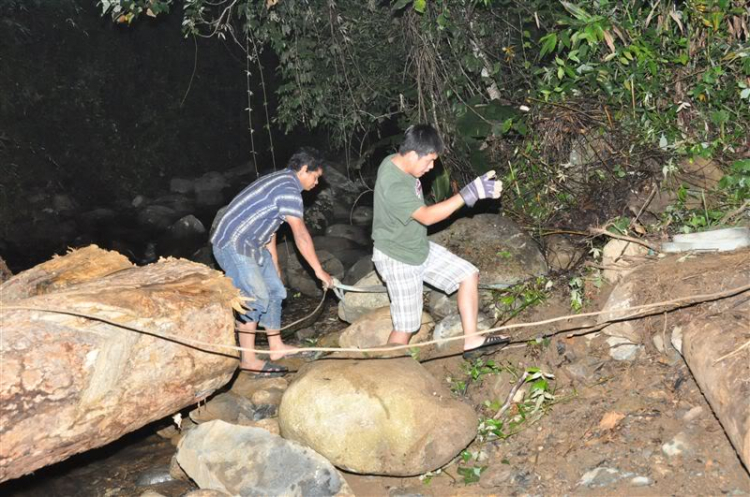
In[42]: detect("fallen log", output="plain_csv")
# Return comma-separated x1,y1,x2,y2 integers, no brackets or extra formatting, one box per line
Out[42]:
597,248,750,468
0,246,243,483
683,300,750,469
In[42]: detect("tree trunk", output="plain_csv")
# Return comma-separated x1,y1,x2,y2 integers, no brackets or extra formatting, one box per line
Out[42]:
683,303,750,469
0,246,243,483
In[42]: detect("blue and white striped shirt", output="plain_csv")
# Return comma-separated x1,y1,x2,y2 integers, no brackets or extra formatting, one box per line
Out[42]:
210,169,304,263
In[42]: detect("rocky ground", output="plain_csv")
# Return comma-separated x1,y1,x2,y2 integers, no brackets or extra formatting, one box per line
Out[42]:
3,269,749,496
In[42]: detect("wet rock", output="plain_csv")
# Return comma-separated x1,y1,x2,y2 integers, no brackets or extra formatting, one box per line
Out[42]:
326,224,370,246
351,206,373,226
194,171,229,207
285,249,345,297
188,392,257,425
322,164,363,204
313,235,368,267
176,420,352,496
338,306,433,350
279,358,478,476
170,177,194,194
337,270,390,323
305,188,336,235
429,214,548,288
77,207,118,232
150,193,195,218
135,466,175,486
138,205,179,233
52,193,77,213
132,195,148,208
343,255,375,285
159,215,207,259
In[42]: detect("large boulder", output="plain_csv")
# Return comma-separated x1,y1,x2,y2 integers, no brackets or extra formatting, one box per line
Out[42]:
338,306,433,349
312,236,368,268
176,420,352,496
284,248,345,297
337,270,390,323
325,224,370,247
428,214,547,288
279,358,478,476
305,188,336,235
195,171,229,207
158,215,207,259
0,246,241,483
138,205,180,233
343,255,375,285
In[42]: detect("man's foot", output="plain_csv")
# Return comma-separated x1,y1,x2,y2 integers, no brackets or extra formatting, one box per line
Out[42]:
268,343,301,361
462,334,510,360
239,361,288,378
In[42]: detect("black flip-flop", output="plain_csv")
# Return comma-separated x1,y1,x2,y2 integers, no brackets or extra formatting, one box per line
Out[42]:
240,362,289,378
462,334,511,360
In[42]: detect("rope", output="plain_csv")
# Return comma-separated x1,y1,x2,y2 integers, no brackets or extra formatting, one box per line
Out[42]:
3,282,749,358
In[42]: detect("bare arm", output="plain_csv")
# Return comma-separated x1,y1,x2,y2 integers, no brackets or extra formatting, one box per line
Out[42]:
265,234,281,277
411,194,465,226
286,215,333,288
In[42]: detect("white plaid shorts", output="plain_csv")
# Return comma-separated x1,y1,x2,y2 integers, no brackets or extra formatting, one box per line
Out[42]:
373,242,478,333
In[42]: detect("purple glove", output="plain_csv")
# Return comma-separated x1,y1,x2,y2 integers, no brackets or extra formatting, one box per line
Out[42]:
459,170,503,207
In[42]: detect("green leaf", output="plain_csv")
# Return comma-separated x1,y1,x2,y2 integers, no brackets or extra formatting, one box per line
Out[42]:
392,0,412,11
539,33,557,57
413,0,426,13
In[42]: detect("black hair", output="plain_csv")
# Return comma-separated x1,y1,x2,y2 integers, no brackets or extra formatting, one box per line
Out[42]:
287,147,324,172
398,124,444,157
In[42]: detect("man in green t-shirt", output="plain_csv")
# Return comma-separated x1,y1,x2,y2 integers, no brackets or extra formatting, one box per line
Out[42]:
372,124,508,359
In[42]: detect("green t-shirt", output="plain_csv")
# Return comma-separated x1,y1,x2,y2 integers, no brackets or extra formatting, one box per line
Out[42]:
372,154,429,265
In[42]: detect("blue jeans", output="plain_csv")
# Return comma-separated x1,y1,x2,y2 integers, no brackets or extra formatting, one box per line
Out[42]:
212,244,286,330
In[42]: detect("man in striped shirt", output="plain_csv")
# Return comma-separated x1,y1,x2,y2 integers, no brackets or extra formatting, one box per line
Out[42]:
211,148,333,376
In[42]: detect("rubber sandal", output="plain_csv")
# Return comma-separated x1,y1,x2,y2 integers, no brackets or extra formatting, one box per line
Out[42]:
462,334,510,360
240,362,289,378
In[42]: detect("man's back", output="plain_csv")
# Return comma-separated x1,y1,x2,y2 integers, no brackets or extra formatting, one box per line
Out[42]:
211,169,304,260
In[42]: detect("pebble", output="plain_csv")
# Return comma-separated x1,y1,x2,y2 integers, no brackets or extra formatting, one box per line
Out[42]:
578,467,625,488
630,476,654,487
662,432,691,457
683,406,704,422
479,466,512,489
606,336,642,361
